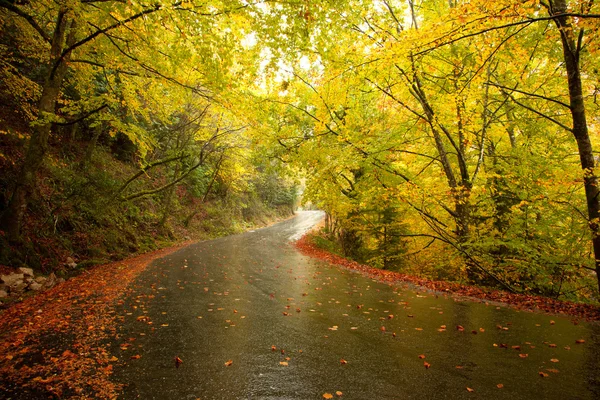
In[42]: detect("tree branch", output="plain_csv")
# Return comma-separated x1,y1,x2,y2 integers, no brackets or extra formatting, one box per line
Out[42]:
0,0,51,43
54,104,108,126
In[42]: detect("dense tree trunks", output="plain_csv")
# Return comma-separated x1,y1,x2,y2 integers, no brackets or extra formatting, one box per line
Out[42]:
0,12,75,241
550,0,600,292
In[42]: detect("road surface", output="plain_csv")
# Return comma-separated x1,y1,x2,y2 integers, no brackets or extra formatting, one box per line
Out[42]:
112,211,600,399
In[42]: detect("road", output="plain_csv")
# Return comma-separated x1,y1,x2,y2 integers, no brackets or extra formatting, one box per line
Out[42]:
112,211,600,399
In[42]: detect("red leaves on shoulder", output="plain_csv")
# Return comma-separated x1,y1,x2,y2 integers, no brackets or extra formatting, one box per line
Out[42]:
294,235,600,321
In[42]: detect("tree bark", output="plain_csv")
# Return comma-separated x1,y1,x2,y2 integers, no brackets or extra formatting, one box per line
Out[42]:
551,0,600,292
0,11,76,241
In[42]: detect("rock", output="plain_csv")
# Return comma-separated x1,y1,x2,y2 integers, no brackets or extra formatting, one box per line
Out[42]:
65,257,77,269
42,273,57,290
0,290,8,298
18,267,34,277
1,274,24,286
28,282,43,291
34,276,47,284
13,282,28,292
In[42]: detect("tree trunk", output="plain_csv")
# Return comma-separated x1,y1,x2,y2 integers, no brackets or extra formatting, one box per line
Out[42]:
0,11,75,241
551,0,600,292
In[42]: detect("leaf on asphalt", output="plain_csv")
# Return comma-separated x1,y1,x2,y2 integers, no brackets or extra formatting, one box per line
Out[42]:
456,325,464,332
539,371,549,378
340,359,348,365
423,361,431,369
550,358,559,363
271,345,277,351
323,394,333,399
224,360,233,367
519,354,528,358
466,387,475,392
575,339,585,344
336,391,343,396
546,368,559,373
175,356,183,368
497,384,504,389
380,326,386,332
279,361,288,366
418,354,426,359
130,355,141,360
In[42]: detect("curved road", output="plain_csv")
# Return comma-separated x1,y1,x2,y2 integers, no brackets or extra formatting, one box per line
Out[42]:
113,211,600,399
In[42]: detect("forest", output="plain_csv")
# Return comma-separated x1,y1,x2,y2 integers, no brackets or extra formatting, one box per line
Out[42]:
1,0,600,304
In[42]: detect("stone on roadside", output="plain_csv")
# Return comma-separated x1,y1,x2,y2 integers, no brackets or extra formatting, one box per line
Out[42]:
28,282,43,291
42,273,57,290
1,274,24,286
13,282,28,292
66,257,77,269
35,276,47,284
18,267,34,277
0,290,7,298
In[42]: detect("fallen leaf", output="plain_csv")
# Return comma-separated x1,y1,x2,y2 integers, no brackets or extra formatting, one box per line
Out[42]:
418,354,426,359
175,356,183,368
547,369,560,373
340,359,348,365
336,391,343,396
424,361,431,369
550,358,559,363
466,387,474,392
550,320,555,325
497,384,504,389
539,371,549,378
323,394,333,399
271,345,277,351
456,325,464,332
575,339,585,344
519,354,528,358
224,360,233,367
130,355,141,360
279,361,288,366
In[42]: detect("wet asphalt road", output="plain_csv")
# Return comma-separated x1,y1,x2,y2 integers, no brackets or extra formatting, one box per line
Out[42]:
112,211,600,399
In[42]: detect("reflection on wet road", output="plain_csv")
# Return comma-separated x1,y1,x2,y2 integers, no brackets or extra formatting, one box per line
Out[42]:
113,211,600,399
